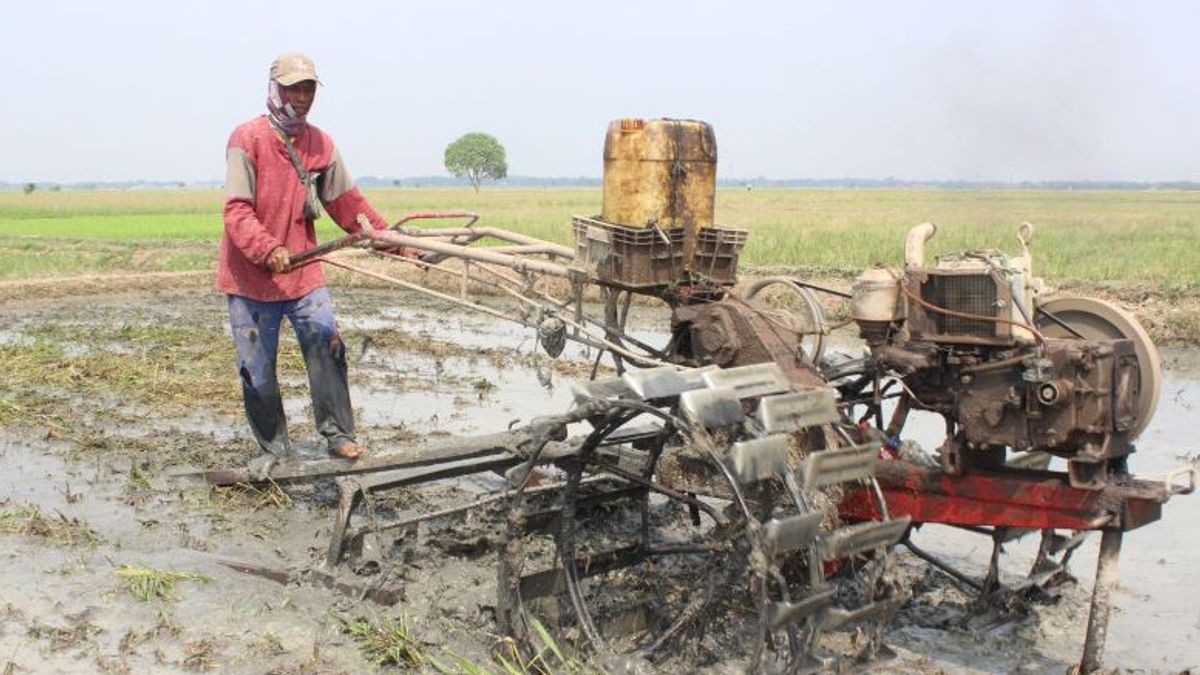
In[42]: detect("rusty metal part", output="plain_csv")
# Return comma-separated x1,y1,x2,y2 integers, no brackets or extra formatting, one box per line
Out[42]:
740,276,827,364
319,257,673,368
185,428,573,486
1080,529,1123,673
325,452,522,566
495,365,908,670
840,459,1174,670
902,268,1045,346
1036,296,1162,440
262,207,1184,673
670,297,826,387
288,211,479,268
395,225,575,264
957,339,1137,458
840,460,1173,532
873,335,1141,482
214,556,403,606
368,229,575,278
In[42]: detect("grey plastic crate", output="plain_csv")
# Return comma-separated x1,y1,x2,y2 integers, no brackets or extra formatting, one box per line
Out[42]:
572,216,748,288
572,216,686,288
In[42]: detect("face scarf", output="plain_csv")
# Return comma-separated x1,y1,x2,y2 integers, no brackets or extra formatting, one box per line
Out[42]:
266,80,307,136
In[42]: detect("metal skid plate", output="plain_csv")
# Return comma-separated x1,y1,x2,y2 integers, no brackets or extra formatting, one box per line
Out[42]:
622,365,717,400
757,387,839,433
571,376,636,404
767,588,837,630
798,444,878,489
818,517,911,561
679,386,746,428
727,435,791,485
820,597,908,632
701,363,792,400
763,511,825,557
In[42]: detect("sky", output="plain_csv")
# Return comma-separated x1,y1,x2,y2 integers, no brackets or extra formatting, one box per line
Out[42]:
2,0,1197,183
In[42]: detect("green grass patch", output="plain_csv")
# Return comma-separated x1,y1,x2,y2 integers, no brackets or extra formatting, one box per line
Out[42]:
0,236,215,279
115,564,211,601
345,615,425,668
1,187,1197,292
344,614,604,675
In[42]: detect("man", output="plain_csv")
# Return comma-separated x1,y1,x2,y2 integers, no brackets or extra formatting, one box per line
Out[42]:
217,52,401,469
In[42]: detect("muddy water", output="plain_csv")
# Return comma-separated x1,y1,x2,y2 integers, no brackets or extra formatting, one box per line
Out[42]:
347,301,1200,672
1,287,1197,673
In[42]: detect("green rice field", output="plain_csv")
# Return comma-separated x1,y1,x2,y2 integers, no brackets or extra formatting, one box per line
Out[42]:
1,187,1197,294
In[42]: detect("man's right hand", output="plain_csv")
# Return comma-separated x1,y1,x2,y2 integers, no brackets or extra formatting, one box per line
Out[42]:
266,246,291,273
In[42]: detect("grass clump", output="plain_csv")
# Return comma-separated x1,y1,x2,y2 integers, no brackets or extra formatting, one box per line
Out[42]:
424,619,603,675
216,480,294,510
345,615,425,668
342,614,604,674
27,617,101,651
0,504,99,546
115,564,211,601
490,619,602,675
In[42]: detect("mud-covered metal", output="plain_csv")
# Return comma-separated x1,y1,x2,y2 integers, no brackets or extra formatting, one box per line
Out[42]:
272,207,1187,673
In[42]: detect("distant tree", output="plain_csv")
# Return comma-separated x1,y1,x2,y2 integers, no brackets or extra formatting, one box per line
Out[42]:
444,133,507,193
23,183,35,195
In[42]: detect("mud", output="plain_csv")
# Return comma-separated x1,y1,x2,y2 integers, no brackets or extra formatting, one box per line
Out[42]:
0,284,1196,674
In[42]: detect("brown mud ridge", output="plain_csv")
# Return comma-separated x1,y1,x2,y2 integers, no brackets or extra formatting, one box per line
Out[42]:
0,281,1195,673
2,261,1197,346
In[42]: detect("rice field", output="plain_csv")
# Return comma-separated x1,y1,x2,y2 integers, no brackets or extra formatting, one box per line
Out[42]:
0,187,1197,293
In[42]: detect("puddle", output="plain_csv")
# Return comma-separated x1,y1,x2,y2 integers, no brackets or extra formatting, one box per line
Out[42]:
0,329,33,348
2,287,1198,673
338,300,1200,670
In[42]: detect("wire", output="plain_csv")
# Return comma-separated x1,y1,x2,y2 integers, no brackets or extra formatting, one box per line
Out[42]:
897,277,1046,343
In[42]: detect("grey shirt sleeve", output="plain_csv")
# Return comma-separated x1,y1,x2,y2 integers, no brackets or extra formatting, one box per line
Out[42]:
226,146,256,203
319,147,355,204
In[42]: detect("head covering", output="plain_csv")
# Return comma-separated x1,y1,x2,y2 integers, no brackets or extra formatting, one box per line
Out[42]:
270,53,320,86
266,53,319,135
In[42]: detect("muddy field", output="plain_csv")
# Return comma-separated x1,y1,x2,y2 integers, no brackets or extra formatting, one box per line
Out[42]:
0,282,1196,674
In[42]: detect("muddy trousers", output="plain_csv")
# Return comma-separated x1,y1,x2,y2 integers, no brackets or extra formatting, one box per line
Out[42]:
227,287,355,457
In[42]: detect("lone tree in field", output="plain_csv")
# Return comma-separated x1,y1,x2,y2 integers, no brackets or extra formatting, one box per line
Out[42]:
23,183,36,195
444,133,507,193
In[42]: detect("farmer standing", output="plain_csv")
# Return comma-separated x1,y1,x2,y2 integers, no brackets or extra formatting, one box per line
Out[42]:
217,52,404,471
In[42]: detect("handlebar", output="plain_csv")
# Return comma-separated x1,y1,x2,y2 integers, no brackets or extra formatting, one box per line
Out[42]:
287,211,479,269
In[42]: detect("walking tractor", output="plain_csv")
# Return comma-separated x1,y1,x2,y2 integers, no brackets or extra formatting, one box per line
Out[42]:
197,119,1193,673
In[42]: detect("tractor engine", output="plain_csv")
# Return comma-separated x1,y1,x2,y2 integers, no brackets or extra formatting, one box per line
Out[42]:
851,223,1150,489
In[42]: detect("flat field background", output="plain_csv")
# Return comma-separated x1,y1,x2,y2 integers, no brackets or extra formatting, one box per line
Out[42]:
1,187,1196,289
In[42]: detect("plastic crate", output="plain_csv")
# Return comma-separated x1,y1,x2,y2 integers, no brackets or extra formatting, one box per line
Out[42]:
692,227,749,283
573,216,687,288
572,216,746,288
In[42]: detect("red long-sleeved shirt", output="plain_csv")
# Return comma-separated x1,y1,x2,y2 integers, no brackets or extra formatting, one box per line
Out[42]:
216,115,387,301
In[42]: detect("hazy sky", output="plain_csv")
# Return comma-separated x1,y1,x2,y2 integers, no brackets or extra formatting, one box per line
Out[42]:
2,1,1197,183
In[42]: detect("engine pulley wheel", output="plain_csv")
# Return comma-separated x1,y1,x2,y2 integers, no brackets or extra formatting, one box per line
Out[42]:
740,276,826,364
1035,296,1161,439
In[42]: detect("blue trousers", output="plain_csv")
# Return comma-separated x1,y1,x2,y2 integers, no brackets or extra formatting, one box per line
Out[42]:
227,287,355,456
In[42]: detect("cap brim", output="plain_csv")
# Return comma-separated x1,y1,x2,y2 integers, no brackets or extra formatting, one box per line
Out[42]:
275,73,321,86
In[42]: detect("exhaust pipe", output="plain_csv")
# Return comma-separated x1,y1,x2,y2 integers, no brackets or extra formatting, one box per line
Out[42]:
904,222,937,269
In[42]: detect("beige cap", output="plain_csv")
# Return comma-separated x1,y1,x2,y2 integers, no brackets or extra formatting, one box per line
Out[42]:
270,52,320,86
